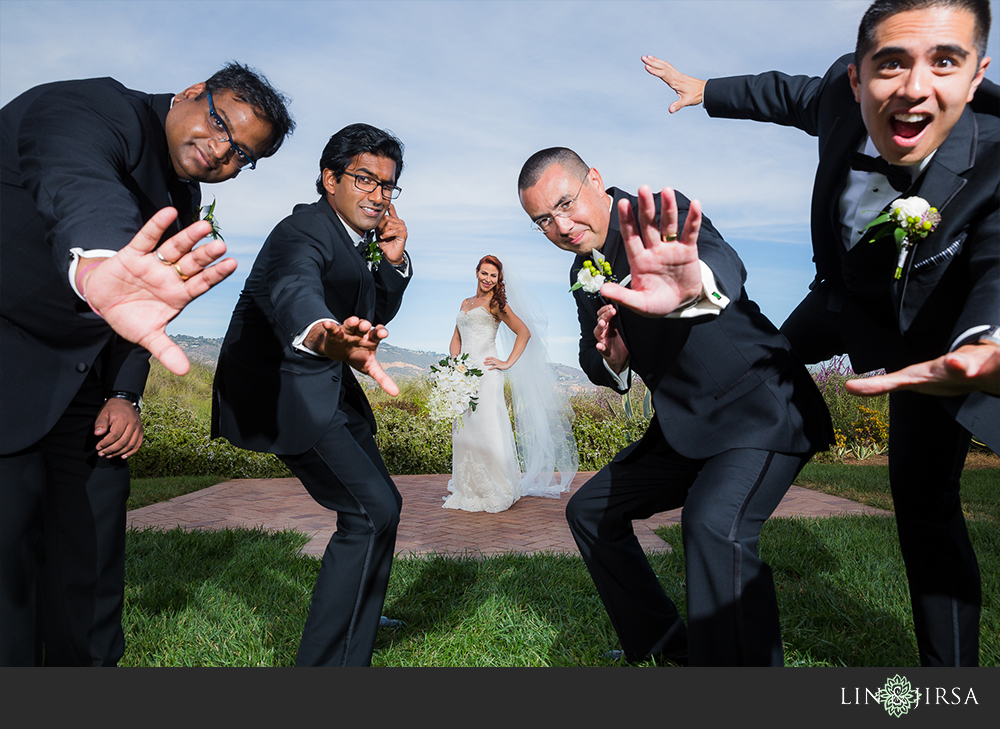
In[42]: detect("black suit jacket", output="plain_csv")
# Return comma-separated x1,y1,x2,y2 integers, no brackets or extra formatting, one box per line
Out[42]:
1,78,200,454
574,187,832,460
704,55,1000,449
211,199,411,456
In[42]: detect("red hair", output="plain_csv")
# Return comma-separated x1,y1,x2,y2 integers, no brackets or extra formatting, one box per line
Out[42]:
477,254,507,314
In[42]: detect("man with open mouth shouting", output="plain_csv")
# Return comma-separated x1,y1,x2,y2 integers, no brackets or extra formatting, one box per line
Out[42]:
643,0,998,666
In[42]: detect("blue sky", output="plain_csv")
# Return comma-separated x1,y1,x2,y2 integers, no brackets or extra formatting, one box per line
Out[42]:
3,0,998,368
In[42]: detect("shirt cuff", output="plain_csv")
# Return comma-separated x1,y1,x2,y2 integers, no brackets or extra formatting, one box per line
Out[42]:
293,318,340,356
385,251,410,278
950,325,994,351
603,358,631,390
68,248,118,300
663,260,730,319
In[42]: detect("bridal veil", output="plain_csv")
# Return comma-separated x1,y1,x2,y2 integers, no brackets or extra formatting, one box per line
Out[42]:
495,262,579,497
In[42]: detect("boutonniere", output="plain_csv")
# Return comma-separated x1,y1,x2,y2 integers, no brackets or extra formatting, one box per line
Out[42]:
193,198,224,241
861,196,941,279
569,258,616,296
363,237,383,271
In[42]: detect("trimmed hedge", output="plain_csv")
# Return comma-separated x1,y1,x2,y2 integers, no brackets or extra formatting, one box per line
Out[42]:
130,398,291,479
133,386,654,478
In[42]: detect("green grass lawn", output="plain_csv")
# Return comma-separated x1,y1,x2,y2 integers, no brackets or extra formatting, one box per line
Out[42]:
128,475,227,511
122,460,998,667
797,462,998,522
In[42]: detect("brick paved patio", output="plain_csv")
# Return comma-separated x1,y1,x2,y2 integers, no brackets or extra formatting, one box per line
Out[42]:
127,472,891,557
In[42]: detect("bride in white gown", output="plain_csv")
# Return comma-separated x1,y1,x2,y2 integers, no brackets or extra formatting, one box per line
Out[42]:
443,255,578,513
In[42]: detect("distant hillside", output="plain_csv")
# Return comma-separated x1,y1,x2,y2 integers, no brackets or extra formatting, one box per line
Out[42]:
171,335,223,367
171,335,596,391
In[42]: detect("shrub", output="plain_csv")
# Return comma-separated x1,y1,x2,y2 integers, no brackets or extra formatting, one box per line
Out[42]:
571,413,650,471
131,398,291,479
810,356,890,461
366,377,653,474
138,353,923,477
144,360,216,421
373,405,454,475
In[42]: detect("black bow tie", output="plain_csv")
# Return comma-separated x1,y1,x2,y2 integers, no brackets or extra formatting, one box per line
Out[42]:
357,233,373,251
849,152,912,193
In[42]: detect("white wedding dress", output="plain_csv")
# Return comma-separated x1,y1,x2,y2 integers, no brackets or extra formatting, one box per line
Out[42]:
443,306,522,513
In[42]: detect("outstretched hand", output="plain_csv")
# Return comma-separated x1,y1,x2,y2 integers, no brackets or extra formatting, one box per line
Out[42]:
80,207,237,376
846,344,1000,397
641,55,707,113
600,186,704,317
311,317,399,396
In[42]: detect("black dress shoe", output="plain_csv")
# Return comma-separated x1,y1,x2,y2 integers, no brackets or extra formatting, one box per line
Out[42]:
379,616,405,628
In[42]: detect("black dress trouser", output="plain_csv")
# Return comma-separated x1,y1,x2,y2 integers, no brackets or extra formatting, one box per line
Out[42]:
0,369,129,666
566,421,812,666
280,395,401,667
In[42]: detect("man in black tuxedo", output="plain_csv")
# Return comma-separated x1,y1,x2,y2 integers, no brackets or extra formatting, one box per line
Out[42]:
518,148,832,666
644,0,998,665
0,63,294,666
212,124,412,667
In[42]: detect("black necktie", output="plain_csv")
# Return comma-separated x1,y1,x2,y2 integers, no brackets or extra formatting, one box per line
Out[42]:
357,233,372,252
849,152,912,193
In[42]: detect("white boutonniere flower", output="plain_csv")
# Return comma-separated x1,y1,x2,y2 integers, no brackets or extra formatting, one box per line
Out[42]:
861,196,941,279
570,259,616,296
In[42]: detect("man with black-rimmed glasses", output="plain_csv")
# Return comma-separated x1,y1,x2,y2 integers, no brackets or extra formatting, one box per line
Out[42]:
0,62,294,666
212,123,412,667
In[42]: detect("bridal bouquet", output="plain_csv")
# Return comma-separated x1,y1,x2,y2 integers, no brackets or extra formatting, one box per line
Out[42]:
428,354,484,425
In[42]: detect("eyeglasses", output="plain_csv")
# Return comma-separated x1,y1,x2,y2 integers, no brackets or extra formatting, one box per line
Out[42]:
206,90,257,170
342,171,402,200
531,174,588,232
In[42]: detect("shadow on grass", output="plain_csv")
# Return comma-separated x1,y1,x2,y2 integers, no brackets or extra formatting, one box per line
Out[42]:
123,527,315,666
652,517,919,666
122,515,998,667
375,552,620,666
653,515,999,667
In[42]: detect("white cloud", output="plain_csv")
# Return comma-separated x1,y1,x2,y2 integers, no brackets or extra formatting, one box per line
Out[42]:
3,0,998,369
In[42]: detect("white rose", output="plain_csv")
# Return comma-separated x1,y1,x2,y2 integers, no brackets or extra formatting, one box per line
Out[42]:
890,196,930,222
577,268,605,294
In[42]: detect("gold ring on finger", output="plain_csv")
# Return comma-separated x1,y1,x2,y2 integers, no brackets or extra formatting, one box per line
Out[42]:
662,233,678,242
173,263,190,281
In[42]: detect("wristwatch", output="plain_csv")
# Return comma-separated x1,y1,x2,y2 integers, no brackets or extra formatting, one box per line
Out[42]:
106,391,143,414
979,326,1000,347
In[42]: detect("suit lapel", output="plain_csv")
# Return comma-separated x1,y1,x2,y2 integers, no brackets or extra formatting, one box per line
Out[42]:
894,107,977,330
905,107,975,265
604,188,632,281
146,93,200,238
318,201,375,319
815,111,867,280
602,188,634,351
